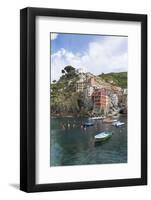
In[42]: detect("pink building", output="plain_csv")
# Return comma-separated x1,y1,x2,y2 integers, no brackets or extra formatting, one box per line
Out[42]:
92,88,109,113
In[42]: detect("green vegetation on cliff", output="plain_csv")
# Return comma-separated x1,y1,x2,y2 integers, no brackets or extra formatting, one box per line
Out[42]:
51,66,85,115
51,66,127,116
98,72,127,89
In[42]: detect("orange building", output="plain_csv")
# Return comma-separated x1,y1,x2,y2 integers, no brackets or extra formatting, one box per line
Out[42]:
92,88,109,113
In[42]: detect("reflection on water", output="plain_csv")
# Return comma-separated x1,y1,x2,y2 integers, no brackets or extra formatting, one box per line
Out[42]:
50,117,127,166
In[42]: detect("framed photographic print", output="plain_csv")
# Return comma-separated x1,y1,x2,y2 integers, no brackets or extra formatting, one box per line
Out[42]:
20,7,147,192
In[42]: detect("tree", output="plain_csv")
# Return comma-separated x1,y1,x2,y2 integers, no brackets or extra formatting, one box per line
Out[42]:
61,65,77,80
64,65,75,73
61,69,65,74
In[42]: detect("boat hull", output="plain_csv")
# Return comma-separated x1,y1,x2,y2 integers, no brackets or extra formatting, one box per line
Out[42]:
103,119,117,123
94,132,112,142
95,134,112,142
112,121,125,127
90,116,105,120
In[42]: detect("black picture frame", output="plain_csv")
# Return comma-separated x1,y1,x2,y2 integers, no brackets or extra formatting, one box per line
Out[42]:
20,7,147,192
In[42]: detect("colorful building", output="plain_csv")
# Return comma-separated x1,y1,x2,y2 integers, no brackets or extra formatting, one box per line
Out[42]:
84,85,94,97
76,78,85,92
110,93,118,107
76,75,97,93
92,88,109,114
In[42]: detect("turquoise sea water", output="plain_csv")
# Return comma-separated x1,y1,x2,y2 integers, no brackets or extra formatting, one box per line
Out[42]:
50,116,127,166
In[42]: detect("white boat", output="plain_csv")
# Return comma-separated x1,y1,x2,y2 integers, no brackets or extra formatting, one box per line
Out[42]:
94,131,112,142
112,121,125,127
90,116,105,120
103,118,118,123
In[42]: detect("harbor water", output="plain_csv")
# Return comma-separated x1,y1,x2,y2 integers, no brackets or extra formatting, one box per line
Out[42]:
50,116,127,166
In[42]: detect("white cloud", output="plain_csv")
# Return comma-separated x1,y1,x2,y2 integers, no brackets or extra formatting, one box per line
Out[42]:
51,37,128,81
51,33,58,40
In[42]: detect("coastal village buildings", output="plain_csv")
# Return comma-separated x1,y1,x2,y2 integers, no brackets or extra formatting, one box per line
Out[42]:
51,65,127,117
76,71,96,93
84,85,94,98
122,89,128,106
117,89,126,105
76,72,85,92
75,68,127,115
110,94,118,107
76,78,85,92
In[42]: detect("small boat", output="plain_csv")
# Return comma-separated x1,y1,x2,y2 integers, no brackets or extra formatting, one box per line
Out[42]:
91,116,101,120
90,116,105,120
103,118,117,123
83,122,94,127
112,121,125,127
95,131,112,142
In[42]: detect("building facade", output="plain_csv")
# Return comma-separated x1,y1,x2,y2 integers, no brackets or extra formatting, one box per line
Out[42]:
76,75,97,93
110,93,118,107
92,88,109,114
76,79,85,92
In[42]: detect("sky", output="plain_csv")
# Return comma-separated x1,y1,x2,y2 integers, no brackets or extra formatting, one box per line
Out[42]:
50,33,128,81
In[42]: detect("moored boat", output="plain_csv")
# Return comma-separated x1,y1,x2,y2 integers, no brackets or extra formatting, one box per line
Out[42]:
94,131,112,142
112,121,125,127
90,116,106,120
103,118,117,123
